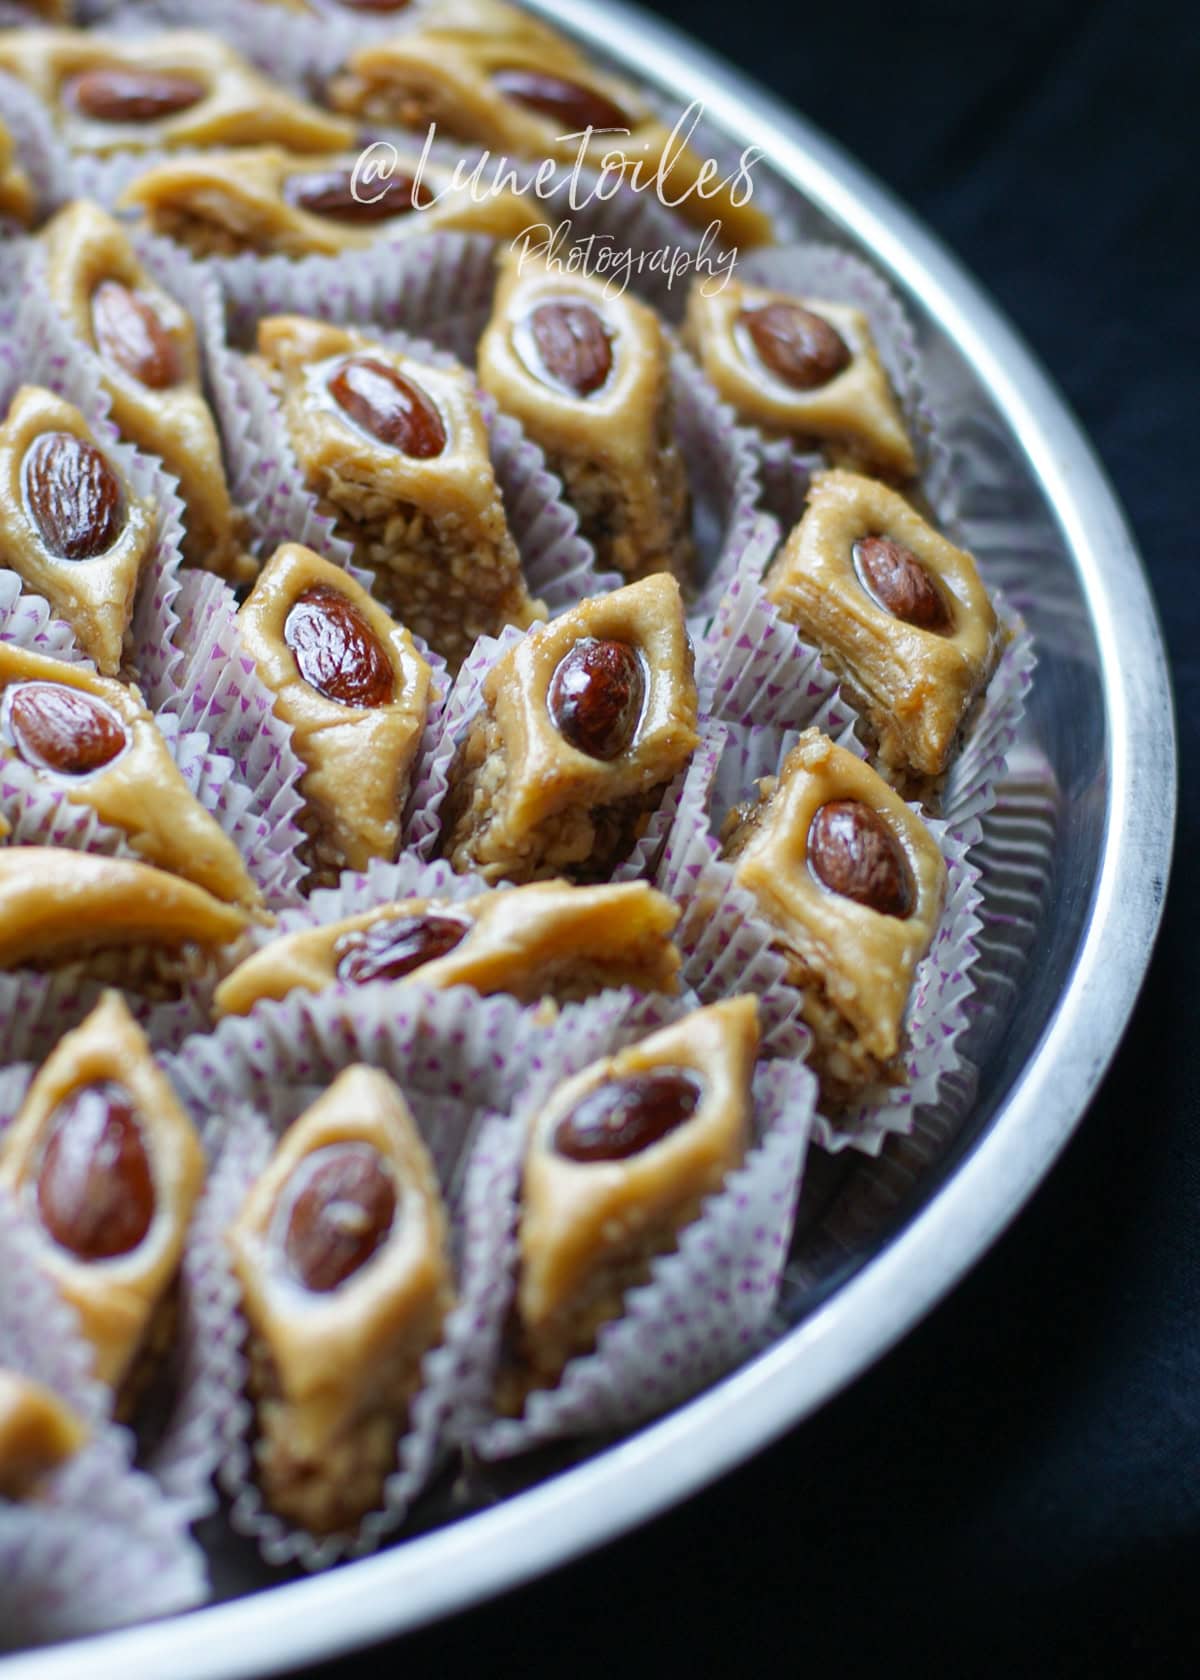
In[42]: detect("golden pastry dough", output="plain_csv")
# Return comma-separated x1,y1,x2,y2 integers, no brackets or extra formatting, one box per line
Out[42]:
478,249,692,582
40,200,253,583
722,729,946,1109
236,543,432,884
118,144,537,259
766,470,1001,795
440,573,699,884
214,877,681,1015
0,30,354,156
683,279,918,480
0,991,205,1393
0,385,156,678
227,1065,454,1535
0,1373,88,1501
255,316,542,672
511,996,757,1397
0,642,263,910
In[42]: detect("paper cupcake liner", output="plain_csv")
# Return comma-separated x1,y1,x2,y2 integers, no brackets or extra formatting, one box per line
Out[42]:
0,962,218,1065
738,241,952,526
10,259,189,709
0,1194,208,1645
0,71,73,224
0,567,94,666
467,1052,815,1458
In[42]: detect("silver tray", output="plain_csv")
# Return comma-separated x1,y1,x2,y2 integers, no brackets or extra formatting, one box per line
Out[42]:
5,1,1176,1673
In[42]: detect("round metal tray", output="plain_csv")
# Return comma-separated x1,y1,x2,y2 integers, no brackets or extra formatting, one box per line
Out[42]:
6,2,1175,1674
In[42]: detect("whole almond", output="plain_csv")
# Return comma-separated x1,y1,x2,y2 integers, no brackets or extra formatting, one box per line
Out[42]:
280,1144,397,1293
66,68,206,124
283,166,427,223
37,1084,155,1261
554,1068,704,1162
807,799,914,918
5,681,127,776
739,302,851,390
283,583,395,707
334,912,470,984
327,355,447,458
526,300,613,397
22,432,123,561
853,536,951,631
91,279,182,390
547,637,645,760
491,67,630,132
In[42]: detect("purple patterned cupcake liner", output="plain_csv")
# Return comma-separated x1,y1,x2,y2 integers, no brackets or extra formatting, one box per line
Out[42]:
0,1194,208,1645
0,71,73,225
465,1050,815,1458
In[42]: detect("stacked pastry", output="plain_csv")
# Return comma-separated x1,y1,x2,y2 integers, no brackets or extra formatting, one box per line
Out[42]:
0,0,1031,1627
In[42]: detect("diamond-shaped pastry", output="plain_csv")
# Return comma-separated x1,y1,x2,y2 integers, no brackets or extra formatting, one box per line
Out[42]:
0,847,250,972
118,143,537,260
0,385,157,677
255,317,542,672
0,116,35,226
684,279,918,480
508,996,758,1400
328,13,772,248
0,641,262,910
722,729,946,1110
478,249,692,583
40,200,253,584
227,1065,454,1535
237,542,433,886
440,573,699,883
0,30,354,155
214,878,681,1016
0,1374,88,1501
766,470,1001,796
0,991,205,1401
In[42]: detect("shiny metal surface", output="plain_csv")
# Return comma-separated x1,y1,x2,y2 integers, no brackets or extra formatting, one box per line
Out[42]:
4,1,1175,1674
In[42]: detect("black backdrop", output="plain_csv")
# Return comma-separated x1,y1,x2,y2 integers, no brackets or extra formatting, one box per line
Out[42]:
313,0,1196,1671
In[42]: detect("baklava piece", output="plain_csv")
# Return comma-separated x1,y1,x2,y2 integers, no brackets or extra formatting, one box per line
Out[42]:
215,878,681,1016
0,385,156,678
506,995,758,1403
254,317,541,671
478,250,692,583
119,145,535,260
0,848,249,974
440,574,699,884
0,30,353,155
683,279,918,481
766,470,1001,798
40,200,252,583
0,117,35,227
0,991,205,1408
328,14,771,248
722,729,946,1110
0,642,262,910
237,543,432,886
227,1066,454,1536
0,1374,88,1501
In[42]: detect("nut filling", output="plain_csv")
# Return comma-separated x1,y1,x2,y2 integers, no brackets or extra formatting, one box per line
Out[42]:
852,535,951,631
21,431,124,561
737,302,851,391
283,583,395,708
276,1143,398,1294
2,681,128,776
66,68,207,123
807,799,914,919
90,280,182,390
547,638,646,761
35,1082,155,1262
553,1068,704,1162
333,912,471,984
326,355,447,459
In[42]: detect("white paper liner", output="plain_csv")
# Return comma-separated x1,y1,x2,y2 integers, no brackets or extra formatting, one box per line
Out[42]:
0,567,94,666
467,1052,815,1458
0,1194,207,1646
738,242,952,526
10,255,190,710
0,71,73,224
0,961,215,1065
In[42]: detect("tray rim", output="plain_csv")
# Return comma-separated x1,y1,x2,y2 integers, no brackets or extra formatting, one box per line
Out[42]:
4,2,1176,1674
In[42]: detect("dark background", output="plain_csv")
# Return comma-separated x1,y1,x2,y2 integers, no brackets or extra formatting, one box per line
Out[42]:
318,0,1196,1672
